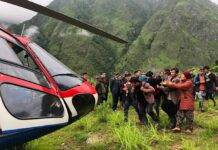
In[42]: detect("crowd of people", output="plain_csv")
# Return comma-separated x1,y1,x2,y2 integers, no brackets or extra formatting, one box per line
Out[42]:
83,66,218,133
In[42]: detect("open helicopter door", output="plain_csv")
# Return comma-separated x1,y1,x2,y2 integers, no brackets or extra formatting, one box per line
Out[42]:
0,30,68,146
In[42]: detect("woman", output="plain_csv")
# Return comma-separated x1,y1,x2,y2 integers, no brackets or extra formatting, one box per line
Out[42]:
164,71,195,133
141,81,159,124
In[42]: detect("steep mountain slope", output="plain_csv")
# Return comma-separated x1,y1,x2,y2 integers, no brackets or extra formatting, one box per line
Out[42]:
117,0,218,72
12,0,164,75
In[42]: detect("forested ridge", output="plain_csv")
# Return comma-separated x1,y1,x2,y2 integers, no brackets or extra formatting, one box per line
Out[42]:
12,0,218,75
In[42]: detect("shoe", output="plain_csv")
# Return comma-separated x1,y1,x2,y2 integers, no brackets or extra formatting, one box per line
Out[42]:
185,129,192,134
168,122,176,129
172,127,181,133
201,109,205,112
137,122,145,126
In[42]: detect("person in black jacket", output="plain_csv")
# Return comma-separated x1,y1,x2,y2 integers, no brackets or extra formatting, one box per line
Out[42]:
95,76,107,105
204,66,217,106
131,76,147,125
122,74,142,123
110,73,122,111
102,73,109,101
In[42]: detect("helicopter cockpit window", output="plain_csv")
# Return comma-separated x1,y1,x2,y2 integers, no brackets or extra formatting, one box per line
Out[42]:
29,43,83,90
0,38,22,65
0,84,64,120
0,38,50,88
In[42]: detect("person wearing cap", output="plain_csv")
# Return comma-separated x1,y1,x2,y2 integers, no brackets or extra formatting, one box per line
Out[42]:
164,71,195,133
194,67,206,112
110,73,122,111
204,66,217,107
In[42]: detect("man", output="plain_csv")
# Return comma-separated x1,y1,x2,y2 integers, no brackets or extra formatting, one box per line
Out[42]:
129,76,146,125
122,73,141,123
101,73,109,101
194,67,206,111
161,68,180,129
95,76,107,105
154,75,164,120
163,68,171,81
204,66,217,106
110,73,122,111
134,70,141,78
82,72,89,81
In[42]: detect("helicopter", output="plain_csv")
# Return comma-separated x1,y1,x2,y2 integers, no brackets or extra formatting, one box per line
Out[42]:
0,0,127,148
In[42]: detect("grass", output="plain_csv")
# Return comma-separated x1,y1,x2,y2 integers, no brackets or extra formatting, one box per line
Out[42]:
24,96,218,150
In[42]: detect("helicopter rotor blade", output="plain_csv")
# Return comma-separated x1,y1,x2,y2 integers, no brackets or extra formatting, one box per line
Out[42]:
0,0,128,44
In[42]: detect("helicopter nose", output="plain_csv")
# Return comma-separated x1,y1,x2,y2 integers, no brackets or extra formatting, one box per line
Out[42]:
72,94,96,118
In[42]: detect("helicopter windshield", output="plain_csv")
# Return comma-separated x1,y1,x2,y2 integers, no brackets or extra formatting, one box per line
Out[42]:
0,37,49,88
29,43,83,91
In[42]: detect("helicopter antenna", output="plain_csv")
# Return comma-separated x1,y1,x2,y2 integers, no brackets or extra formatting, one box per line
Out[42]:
21,24,25,36
0,0,128,44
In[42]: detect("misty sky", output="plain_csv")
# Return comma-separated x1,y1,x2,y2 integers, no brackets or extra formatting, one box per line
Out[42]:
0,0,53,25
0,0,217,25
211,0,218,4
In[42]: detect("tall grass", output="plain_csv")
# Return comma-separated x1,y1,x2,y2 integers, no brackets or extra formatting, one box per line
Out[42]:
181,139,198,150
195,112,218,131
95,101,112,123
25,97,218,149
75,114,96,132
114,123,150,150
108,111,125,127
113,120,172,150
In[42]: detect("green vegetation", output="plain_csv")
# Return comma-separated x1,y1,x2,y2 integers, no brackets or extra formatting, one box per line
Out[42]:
8,0,218,149
12,0,160,76
11,0,218,75
24,96,218,150
118,0,218,71
10,1,218,148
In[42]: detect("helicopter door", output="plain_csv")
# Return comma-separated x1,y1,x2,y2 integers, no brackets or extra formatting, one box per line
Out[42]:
0,37,68,134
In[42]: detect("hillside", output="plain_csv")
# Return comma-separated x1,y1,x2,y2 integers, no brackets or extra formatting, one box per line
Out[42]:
117,0,218,72
11,0,218,74
12,0,165,75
